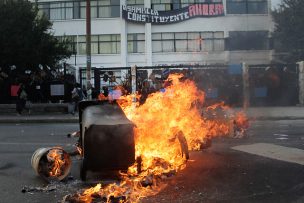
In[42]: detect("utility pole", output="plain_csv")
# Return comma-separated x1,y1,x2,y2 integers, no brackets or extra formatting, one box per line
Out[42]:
86,0,92,100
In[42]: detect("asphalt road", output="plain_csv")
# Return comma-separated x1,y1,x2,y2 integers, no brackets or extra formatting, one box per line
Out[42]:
0,121,304,203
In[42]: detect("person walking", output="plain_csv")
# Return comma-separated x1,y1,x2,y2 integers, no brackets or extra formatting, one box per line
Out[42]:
16,83,28,115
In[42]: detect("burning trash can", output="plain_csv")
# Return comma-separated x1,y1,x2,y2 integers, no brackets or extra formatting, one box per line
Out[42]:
31,147,71,182
78,101,135,181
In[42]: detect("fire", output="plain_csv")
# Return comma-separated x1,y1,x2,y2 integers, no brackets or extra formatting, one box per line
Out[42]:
69,73,247,202
47,148,66,177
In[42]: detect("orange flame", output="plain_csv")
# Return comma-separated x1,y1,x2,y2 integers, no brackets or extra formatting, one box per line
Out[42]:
73,73,247,202
47,148,66,177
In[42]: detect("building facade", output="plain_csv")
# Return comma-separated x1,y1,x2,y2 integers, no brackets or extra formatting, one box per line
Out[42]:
35,0,273,69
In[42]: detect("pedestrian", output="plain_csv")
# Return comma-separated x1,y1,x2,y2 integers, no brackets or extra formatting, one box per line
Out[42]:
16,83,28,115
71,83,85,115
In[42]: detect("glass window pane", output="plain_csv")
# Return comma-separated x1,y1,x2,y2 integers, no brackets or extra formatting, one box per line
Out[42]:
201,32,213,39
188,39,200,51
188,33,200,39
128,41,134,53
111,5,120,17
152,33,161,40
137,34,145,40
80,7,86,18
100,42,112,54
78,43,86,55
137,41,145,53
91,42,99,54
214,39,225,51
99,7,111,17
100,35,112,41
214,32,224,38
162,33,174,39
202,39,213,51
128,34,134,40
176,40,187,51
100,0,111,5
175,33,187,39
152,41,162,52
66,8,73,19
163,40,174,52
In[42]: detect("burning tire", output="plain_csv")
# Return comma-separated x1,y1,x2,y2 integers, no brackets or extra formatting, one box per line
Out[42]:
31,147,71,182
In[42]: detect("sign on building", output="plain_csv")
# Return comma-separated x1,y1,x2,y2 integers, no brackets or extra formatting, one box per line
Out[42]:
122,3,225,24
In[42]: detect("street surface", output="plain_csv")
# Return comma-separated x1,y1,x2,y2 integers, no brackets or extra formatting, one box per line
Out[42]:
0,120,304,203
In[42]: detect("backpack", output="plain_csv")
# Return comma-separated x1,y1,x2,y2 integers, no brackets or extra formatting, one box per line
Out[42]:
72,88,85,101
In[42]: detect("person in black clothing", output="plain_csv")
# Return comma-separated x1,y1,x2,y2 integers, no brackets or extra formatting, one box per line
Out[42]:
16,83,28,115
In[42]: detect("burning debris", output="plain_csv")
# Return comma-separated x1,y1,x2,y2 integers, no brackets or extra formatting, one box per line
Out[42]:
31,147,71,182
58,73,249,203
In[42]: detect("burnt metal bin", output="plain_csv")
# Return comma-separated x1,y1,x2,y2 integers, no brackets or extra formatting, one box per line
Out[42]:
78,101,135,181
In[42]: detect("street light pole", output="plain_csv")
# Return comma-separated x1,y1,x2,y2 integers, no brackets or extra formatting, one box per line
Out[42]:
86,0,92,99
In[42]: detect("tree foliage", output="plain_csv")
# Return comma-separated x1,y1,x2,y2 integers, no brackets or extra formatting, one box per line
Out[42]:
0,0,72,72
272,0,304,63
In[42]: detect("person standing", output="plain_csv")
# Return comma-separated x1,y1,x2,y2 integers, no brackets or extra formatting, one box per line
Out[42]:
16,83,28,115
71,83,85,115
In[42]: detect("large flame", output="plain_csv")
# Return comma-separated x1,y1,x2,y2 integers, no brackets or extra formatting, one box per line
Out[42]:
71,73,246,203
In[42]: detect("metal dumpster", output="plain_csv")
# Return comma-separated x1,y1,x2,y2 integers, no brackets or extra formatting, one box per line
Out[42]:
78,101,135,180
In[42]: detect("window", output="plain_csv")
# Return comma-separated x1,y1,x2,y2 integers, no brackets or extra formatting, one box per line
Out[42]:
152,32,224,53
38,3,50,19
228,31,269,50
151,0,173,11
74,34,120,55
56,36,77,54
127,0,144,8
180,0,222,8
48,2,73,20
99,34,121,54
37,0,120,20
78,36,87,55
128,34,145,53
152,33,174,52
227,0,268,14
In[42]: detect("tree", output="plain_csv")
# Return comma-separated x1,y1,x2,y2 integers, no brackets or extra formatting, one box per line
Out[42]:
0,0,72,73
272,0,304,63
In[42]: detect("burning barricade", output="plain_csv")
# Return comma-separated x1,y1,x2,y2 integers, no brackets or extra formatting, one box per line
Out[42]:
31,73,249,203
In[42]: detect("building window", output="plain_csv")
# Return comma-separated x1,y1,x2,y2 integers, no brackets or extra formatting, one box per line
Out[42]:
180,0,222,8
56,36,77,54
99,34,121,54
227,31,269,50
227,0,268,14
73,34,120,55
127,0,144,8
128,34,145,53
151,0,173,11
80,0,120,19
38,3,50,19
37,0,120,20
48,2,73,20
152,32,224,53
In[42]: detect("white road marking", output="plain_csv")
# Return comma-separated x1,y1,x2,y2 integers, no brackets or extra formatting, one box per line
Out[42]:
273,134,289,137
276,137,288,140
232,143,304,165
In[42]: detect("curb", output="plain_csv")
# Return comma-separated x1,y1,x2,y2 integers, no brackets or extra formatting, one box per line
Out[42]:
0,117,78,124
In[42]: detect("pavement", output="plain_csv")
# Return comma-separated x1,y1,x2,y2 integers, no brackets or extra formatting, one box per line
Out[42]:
1,104,304,123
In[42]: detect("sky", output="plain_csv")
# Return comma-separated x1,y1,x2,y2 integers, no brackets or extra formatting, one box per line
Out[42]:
271,0,282,9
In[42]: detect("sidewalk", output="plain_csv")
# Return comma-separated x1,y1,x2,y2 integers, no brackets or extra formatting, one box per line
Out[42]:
0,106,304,123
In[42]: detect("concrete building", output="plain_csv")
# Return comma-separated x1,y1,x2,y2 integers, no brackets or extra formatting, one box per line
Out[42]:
35,0,273,70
